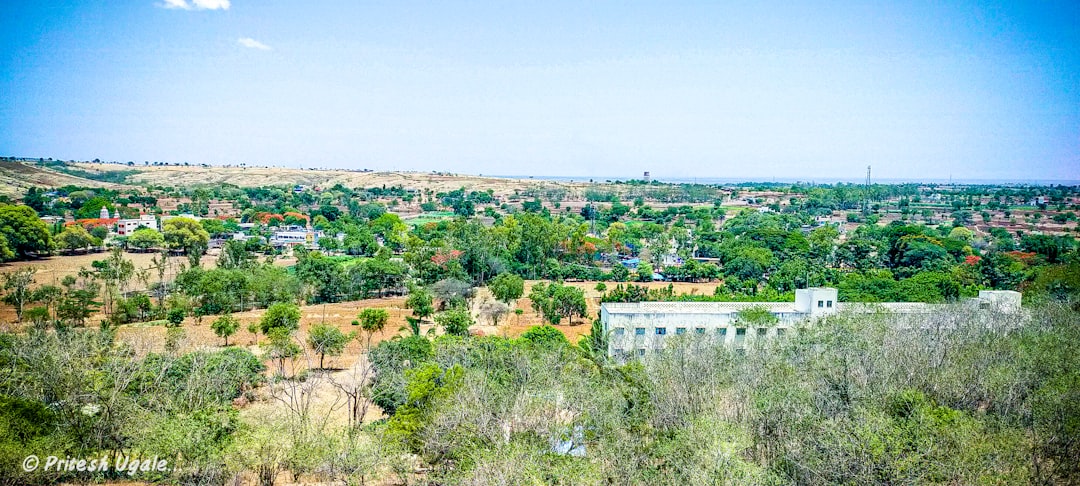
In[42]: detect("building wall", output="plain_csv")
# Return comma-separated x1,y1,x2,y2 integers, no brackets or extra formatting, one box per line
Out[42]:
603,307,806,357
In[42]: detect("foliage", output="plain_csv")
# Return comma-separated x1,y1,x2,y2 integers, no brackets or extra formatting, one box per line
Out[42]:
211,314,239,345
435,308,473,337
128,227,165,251
308,323,350,369
356,308,389,347
518,325,570,348
488,272,525,304
528,281,587,325
406,286,435,320
259,302,301,334
0,203,52,260
163,216,210,255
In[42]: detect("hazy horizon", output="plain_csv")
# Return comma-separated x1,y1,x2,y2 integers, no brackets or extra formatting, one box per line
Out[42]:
2,1,1078,181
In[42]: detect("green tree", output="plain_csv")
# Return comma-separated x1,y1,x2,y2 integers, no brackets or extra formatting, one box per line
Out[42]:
167,307,186,327
518,325,569,348
56,225,96,253
488,272,524,304
259,302,301,334
406,286,435,321
127,227,164,251
356,308,390,348
0,203,52,259
264,327,301,376
308,323,349,369
211,314,240,346
529,282,588,325
163,217,210,256
435,308,473,337
1,267,36,321
636,261,654,282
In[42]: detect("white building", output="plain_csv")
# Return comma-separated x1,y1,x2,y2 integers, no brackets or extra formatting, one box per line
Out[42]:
116,214,158,236
601,288,1021,358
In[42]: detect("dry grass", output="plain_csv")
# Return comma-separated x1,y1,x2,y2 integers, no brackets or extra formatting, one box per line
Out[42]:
0,161,128,197
78,162,591,199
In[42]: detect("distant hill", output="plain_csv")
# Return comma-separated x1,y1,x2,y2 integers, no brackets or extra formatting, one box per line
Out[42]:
73,162,587,197
0,161,129,198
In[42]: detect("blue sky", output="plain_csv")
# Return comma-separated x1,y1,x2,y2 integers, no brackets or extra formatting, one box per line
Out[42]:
1,1,1077,181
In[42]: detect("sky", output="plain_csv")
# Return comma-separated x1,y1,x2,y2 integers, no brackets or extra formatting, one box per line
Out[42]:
1,1,1078,182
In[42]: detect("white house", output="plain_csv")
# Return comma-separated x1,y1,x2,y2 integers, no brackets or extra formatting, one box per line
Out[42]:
601,288,1021,358
116,214,158,236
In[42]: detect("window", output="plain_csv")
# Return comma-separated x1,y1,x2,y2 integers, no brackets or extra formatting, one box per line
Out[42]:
817,300,824,308
676,327,687,335
635,327,646,336
718,328,728,337
735,328,746,343
757,328,767,337
614,328,625,336
827,300,833,308
637,348,646,356
776,328,786,336
695,327,706,334
655,327,667,335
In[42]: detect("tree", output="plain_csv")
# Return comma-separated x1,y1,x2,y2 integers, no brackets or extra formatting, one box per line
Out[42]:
478,300,509,326
348,257,409,298
127,228,164,251
56,225,96,253
636,261,654,282
0,203,52,259
406,286,435,321
431,278,474,309
1,267,36,321
264,327,301,376
218,239,256,269
56,274,100,327
488,273,524,304
518,325,569,348
211,314,240,346
356,308,390,348
167,308,186,327
308,323,349,369
435,308,473,337
260,302,301,334
611,264,630,282
529,282,588,325
163,217,210,256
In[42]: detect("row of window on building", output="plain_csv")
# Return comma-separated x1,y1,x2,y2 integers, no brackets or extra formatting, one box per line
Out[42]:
611,326,788,356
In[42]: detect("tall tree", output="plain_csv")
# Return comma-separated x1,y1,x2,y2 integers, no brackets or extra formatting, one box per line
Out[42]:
308,323,349,369
0,203,52,259
1,267,37,321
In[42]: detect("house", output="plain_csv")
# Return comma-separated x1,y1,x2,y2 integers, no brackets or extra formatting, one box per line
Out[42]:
602,288,1021,358
116,214,159,236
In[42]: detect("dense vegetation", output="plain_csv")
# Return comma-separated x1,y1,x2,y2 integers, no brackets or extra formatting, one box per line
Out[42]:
2,303,1078,484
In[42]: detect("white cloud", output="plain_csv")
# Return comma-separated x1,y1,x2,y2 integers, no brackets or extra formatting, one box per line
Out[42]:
160,0,190,9
192,0,230,10
238,37,271,50
158,0,230,10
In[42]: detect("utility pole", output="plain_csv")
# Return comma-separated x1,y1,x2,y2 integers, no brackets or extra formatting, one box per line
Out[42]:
862,165,871,217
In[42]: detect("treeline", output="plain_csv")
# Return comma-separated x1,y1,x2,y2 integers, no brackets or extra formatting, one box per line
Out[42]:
4,303,1077,484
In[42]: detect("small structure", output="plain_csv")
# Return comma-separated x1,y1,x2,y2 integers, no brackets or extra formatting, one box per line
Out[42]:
116,214,158,236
